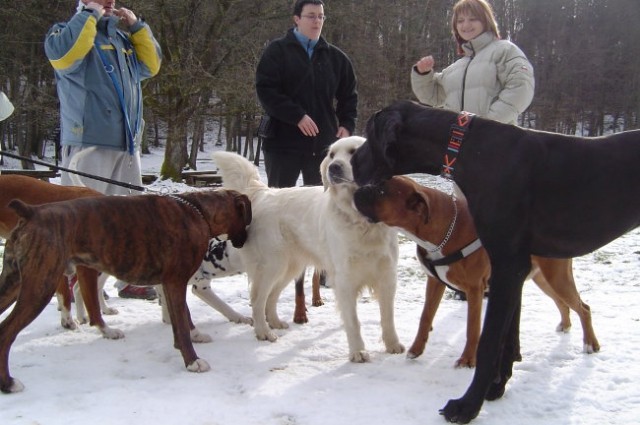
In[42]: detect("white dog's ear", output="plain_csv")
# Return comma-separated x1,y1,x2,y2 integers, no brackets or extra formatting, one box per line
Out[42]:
321,157,330,191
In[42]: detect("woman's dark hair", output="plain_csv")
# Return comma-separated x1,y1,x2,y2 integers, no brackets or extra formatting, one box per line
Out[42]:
293,0,324,17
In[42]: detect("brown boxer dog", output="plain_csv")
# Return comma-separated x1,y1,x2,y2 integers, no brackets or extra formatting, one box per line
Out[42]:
0,175,116,333
0,188,251,393
354,175,600,367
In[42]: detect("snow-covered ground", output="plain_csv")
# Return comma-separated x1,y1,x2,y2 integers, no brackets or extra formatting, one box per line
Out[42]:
0,144,639,425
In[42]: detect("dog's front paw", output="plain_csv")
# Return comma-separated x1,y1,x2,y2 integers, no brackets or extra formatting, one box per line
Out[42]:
349,350,371,363
190,328,212,343
439,398,481,424
229,315,253,325
455,356,476,368
186,358,210,373
1,378,25,394
268,319,289,330
61,317,78,330
100,326,125,340
386,342,405,355
485,380,507,401
102,306,119,315
255,330,278,342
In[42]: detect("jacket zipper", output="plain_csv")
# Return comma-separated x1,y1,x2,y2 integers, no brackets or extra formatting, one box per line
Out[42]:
460,45,475,111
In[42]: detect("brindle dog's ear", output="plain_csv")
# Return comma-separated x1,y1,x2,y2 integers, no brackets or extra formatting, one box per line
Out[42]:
406,191,430,224
235,194,252,226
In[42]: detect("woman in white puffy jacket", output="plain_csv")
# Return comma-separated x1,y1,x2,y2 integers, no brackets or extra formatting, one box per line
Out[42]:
411,0,534,125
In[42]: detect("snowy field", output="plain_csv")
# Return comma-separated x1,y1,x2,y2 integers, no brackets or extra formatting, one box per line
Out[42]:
0,145,639,425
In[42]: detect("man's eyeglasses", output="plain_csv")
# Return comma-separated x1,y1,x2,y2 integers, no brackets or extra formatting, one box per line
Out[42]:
301,15,326,21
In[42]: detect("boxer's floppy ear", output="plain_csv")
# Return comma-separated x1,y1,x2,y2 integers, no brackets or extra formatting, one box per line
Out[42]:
406,191,430,224
235,193,252,226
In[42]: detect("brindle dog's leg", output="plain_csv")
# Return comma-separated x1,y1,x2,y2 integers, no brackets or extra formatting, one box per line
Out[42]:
162,282,210,372
75,267,123,340
0,269,61,393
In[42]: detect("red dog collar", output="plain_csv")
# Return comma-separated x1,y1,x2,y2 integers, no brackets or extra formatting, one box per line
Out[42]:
441,111,475,180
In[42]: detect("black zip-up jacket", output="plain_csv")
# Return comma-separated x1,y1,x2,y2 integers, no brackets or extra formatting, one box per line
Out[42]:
256,28,358,156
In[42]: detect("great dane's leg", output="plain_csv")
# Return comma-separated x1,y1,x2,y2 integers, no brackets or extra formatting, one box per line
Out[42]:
441,255,529,423
76,267,123,340
163,282,209,372
408,277,445,359
190,280,252,325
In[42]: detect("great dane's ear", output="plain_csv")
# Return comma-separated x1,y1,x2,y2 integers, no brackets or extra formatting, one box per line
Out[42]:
372,108,404,170
406,191,430,224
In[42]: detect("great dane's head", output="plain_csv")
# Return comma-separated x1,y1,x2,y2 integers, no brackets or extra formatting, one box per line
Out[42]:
351,100,450,186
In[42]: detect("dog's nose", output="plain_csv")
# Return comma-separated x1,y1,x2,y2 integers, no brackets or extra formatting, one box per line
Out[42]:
328,162,343,179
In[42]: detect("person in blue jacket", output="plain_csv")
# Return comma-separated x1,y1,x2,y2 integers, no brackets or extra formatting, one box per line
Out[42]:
45,0,162,300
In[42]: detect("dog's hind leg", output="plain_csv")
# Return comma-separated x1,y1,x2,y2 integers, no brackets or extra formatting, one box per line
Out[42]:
162,282,210,372
408,277,446,359
75,267,123,340
534,258,600,353
0,273,60,393
311,269,325,307
265,276,291,331
293,271,308,324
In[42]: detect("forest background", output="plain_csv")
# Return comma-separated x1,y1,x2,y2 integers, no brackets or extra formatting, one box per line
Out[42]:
1,0,638,180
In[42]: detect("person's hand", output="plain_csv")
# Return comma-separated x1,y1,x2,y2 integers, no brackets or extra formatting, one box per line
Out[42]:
84,1,105,17
415,55,435,74
336,126,350,139
298,115,319,137
113,7,138,27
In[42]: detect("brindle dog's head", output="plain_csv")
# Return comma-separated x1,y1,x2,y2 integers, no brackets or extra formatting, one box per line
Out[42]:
353,176,430,229
192,190,252,249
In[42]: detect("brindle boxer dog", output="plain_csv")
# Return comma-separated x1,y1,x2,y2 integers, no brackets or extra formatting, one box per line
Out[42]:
0,175,117,333
351,100,640,423
354,175,600,367
0,189,251,393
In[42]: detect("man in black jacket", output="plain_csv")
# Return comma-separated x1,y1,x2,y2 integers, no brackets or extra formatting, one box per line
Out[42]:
256,0,358,187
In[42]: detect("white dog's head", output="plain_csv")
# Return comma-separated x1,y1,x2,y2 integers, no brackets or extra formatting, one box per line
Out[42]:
321,136,366,193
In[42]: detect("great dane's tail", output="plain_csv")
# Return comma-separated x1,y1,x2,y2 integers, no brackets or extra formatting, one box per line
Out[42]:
212,151,267,198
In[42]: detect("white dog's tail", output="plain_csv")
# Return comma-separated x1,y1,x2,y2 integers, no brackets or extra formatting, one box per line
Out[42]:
212,151,267,195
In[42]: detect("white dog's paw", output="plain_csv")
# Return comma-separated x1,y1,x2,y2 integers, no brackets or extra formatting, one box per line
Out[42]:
386,342,406,355
190,328,213,343
255,330,278,342
556,322,571,333
269,320,289,330
61,317,78,330
228,314,253,325
101,326,125,340
349,350,371,363
102,307,119,315
187,358,210,373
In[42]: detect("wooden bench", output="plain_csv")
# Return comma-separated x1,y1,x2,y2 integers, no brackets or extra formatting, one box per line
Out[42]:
0,169,60,182
181,170,222,187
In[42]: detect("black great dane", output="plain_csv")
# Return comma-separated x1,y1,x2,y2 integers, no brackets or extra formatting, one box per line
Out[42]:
351,100,640,423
